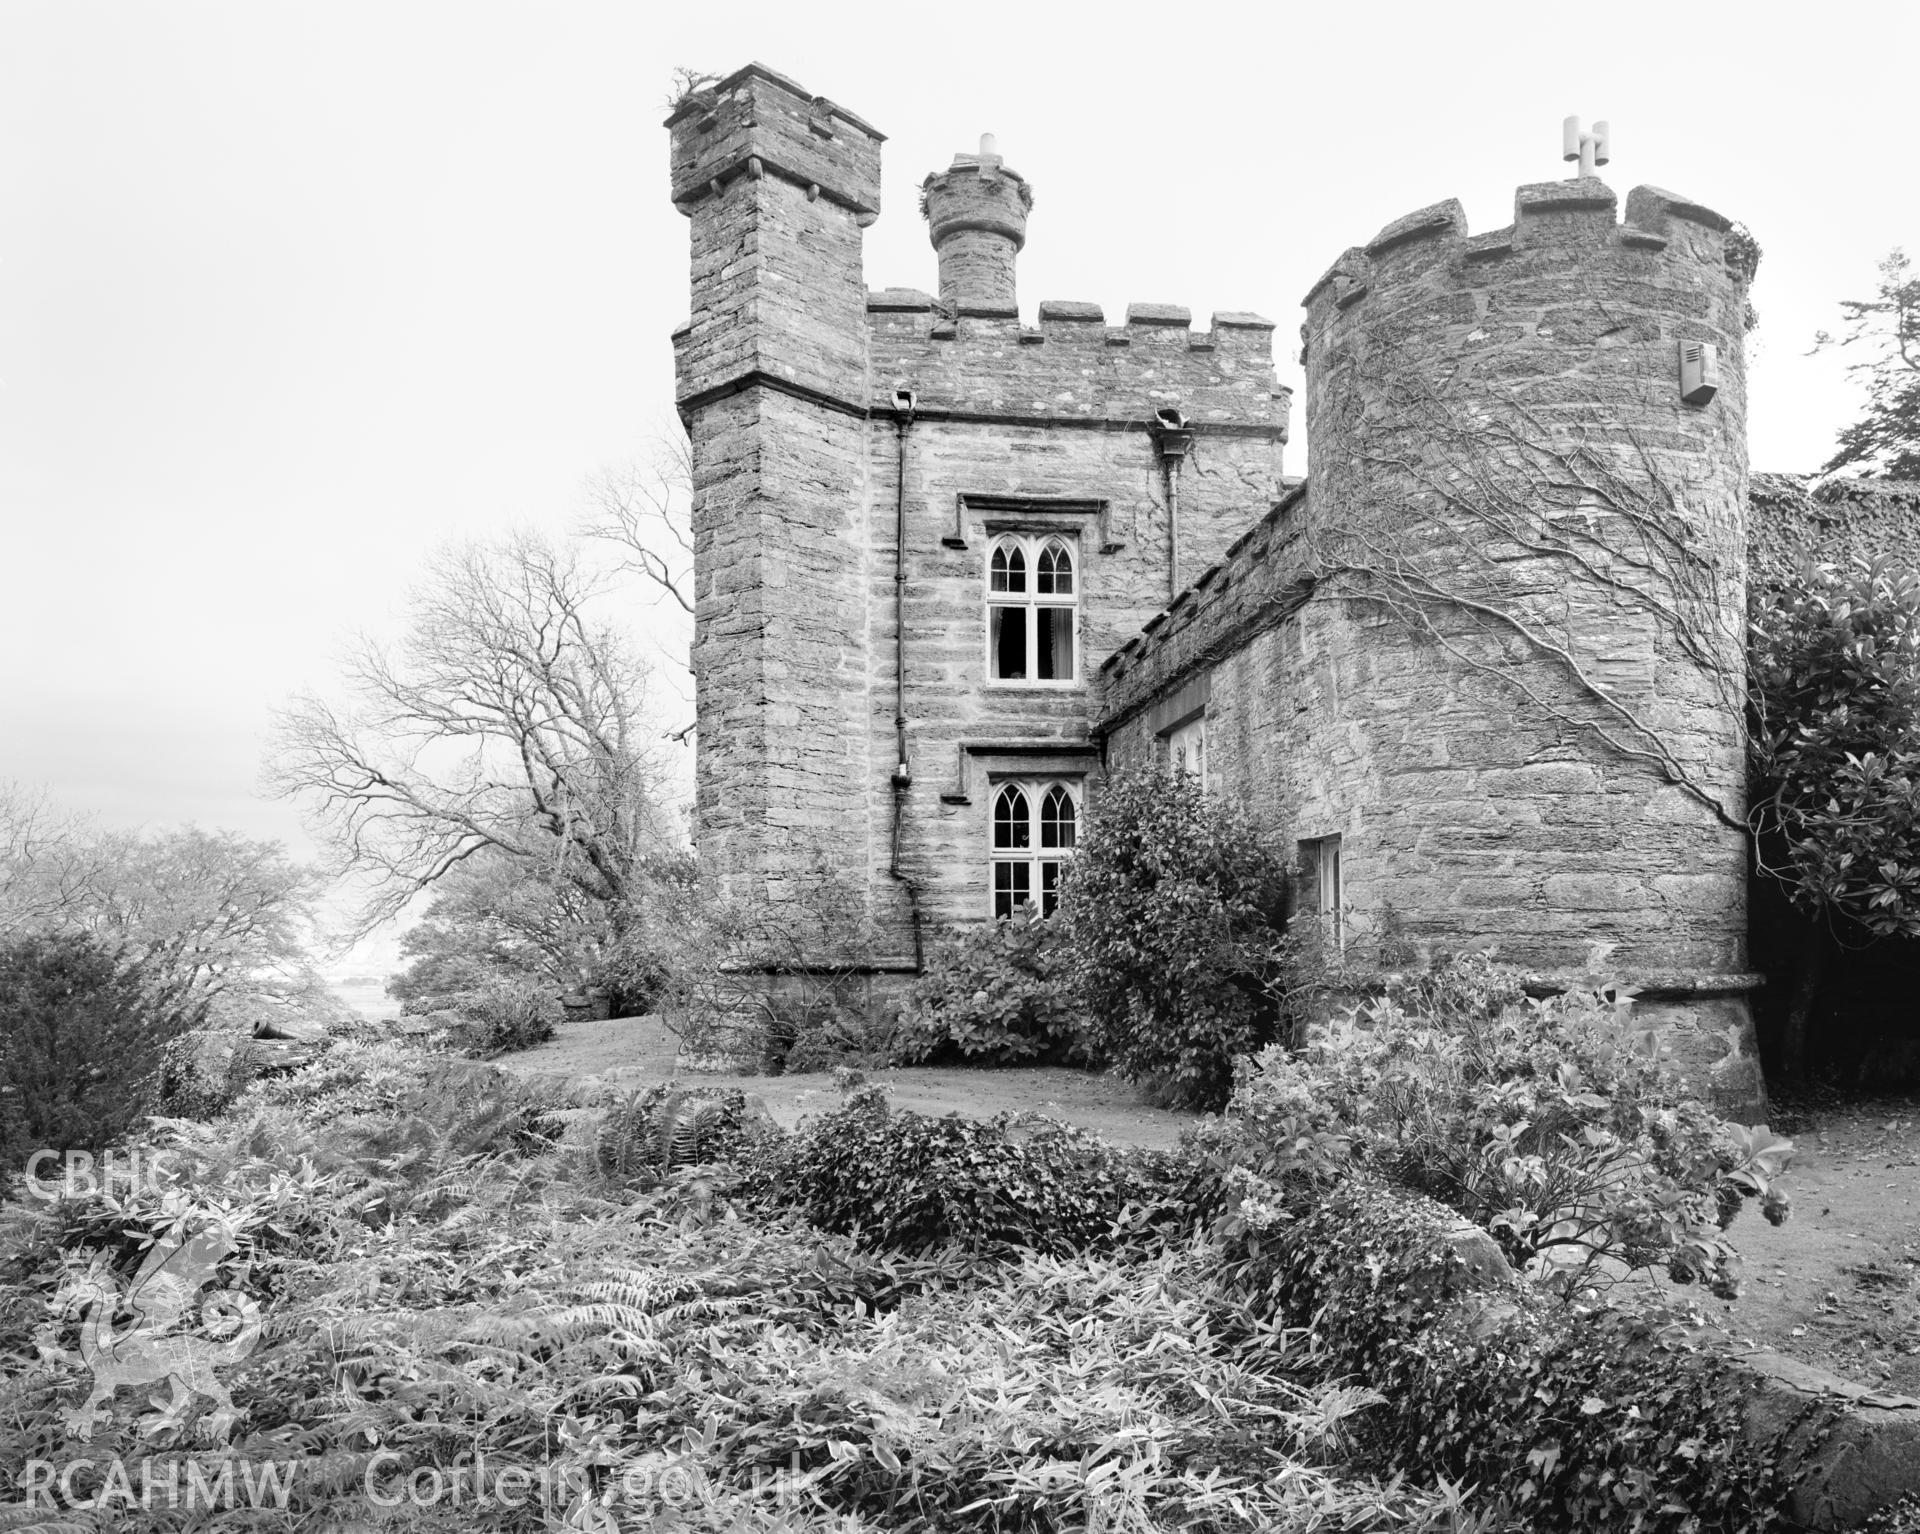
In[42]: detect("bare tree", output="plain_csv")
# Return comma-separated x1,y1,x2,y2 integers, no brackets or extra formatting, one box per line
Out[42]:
268,531,681,938
579,433,695,624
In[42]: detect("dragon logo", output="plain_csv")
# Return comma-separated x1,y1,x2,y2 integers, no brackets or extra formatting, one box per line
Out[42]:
61,1219,263,1443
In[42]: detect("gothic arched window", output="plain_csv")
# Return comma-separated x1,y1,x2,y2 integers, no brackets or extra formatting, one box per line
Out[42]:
987,534,1077,683
990,777,1080,918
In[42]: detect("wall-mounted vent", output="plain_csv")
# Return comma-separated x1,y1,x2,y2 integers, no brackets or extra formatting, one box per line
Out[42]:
1680,340,1720,406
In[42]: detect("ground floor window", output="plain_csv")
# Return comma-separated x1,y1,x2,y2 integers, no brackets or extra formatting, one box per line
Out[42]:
991,778,1080,918
1165,714,1207,787
1299,833,1343,948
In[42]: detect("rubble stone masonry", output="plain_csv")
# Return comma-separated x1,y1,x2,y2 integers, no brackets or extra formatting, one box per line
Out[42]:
671,64,1287,971
1100,178,1765,1116
672,64,1774,1116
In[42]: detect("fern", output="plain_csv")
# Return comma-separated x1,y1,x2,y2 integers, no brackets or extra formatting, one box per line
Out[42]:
595,1085,759,1184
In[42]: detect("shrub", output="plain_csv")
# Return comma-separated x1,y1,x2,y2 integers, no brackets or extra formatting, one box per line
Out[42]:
1749,555,1920,1075
2,1136,1464,1534
649,850,885,1072
1201,954,1793,1298
1058,767,1292,1110
1750,557,1920,910
443,975,560,1057
765,986,900,1074
0,934,204,1181
1207,1169,1811,1533
234,1036,445,1119
757,1090,1199,1255
229,1036,562,1168
627,1241,1463,1533
891,903,1089,1065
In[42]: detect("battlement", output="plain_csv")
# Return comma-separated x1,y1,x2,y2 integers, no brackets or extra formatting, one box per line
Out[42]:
1096,482,1311,724
666,62,884,223
1302,179,1744,329
866,297,1285,431
865,293,1275,348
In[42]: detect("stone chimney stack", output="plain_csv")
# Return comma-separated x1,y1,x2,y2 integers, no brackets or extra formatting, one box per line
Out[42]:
920,135,1032,314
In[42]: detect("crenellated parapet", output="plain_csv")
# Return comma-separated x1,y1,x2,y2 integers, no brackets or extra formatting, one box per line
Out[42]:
668,64,886,413
868,295,1288,436
666,62,883,223
1096,483,1312,726
1300,175,1754,570
1303,179,1743,330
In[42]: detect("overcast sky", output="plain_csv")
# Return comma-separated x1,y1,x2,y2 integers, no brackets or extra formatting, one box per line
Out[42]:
4,1,1914,957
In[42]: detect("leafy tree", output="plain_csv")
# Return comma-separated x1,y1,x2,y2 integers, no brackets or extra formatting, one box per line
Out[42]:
385,847,671,1016
0,934,204,1174
1059,768,1292,1111
1816,248,1920,481
77,827,321,1012
270,532,685,941
0,784,107,941
1748,556,1920,1075
0,790,322,1023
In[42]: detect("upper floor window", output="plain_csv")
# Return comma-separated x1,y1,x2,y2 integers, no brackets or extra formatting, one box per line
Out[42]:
990,778,1079,918
987,534,1077,684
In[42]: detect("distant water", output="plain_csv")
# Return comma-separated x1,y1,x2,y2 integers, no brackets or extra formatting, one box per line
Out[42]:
326,977,403,1025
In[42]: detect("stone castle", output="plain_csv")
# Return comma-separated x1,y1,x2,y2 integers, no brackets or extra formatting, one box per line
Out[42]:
667,63,1770,1114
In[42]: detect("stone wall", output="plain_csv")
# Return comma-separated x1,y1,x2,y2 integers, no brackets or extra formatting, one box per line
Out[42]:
866,300,1287,944
672,68,1773,1118
1099,176,1766,1119
670,67,884,917
672,64,1289,966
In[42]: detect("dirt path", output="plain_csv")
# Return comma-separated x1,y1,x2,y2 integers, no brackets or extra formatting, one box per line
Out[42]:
495,1019,1920,1393
492,1014,1198,1150
1678,1093,1920,1394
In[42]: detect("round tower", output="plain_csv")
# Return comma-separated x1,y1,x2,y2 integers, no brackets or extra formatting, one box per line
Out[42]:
920,135,1032,313
1296,170,1764,1115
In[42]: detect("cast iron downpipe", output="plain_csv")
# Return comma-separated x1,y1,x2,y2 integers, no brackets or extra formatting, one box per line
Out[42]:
1153,407,1194,601
889,388,925,973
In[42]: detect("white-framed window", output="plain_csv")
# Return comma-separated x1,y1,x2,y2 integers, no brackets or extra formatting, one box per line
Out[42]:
987,533,1078,684
1299,834,1343,949
1166,715,1207,788
990,777,1080,918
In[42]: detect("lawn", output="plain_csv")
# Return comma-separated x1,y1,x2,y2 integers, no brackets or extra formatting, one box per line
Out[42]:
493,1013,1197,1150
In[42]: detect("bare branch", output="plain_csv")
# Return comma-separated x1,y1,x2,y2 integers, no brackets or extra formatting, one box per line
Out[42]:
579,435,696,620
1301,283,1748,832
267,531,683,941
